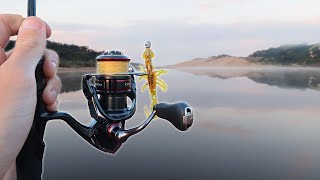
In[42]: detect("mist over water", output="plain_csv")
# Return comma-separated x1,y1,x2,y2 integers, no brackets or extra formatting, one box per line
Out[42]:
42,67,320,180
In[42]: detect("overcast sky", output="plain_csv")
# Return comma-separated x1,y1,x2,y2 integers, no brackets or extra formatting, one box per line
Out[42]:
1,0,320,65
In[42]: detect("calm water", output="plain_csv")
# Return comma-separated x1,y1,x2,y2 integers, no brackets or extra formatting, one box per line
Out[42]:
42,67,320,180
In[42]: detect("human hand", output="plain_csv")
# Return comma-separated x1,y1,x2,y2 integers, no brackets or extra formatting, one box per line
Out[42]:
0,14,61,179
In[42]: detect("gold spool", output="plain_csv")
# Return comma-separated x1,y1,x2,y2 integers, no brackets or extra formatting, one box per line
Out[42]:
97,61,129,74
96,50,130,74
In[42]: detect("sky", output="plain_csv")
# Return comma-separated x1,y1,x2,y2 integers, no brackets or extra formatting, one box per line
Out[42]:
1,0,320,65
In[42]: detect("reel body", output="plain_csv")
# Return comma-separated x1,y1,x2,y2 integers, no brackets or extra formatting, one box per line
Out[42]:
38,51,194,154
40,71,193,153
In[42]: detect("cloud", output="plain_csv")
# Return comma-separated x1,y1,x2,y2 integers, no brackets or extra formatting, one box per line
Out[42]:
49,20,320,65
198,0,252,12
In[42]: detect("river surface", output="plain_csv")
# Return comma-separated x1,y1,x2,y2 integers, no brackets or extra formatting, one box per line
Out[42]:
42,67,320,180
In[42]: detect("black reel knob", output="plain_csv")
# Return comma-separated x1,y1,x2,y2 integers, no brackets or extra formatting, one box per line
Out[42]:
155,102,194,131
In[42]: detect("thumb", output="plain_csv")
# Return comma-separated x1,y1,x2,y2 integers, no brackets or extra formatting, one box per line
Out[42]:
8,17,46,76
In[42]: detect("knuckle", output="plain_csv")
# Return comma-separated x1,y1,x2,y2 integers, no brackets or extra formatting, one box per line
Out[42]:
12,14,23,21
47,76,61,93
18,38,41,49
46,49,59,63
0,14,23,20
51,50,59,60
55,76,62,88
43,89,55,104
0,14,23,35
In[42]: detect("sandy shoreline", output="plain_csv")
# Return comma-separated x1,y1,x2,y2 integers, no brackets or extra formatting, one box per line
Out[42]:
169,55,320,69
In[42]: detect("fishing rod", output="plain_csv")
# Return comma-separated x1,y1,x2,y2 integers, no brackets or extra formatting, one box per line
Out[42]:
17,0,194,179
27,0,36,16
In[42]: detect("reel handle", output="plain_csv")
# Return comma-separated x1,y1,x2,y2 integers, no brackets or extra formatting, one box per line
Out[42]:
155,102,194,131
109,102,194,143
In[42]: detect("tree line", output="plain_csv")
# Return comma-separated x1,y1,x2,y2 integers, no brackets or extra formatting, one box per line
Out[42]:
5,40,103,67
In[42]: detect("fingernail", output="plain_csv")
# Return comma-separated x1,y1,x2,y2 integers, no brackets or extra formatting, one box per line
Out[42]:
21,17,43,30
51,89,58,98
51,59,57,69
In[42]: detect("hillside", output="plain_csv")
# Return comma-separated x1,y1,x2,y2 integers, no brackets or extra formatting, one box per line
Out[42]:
170,43,320,68
5,40,103,67
6,40,320,68
170,54,258,68
248,44,320,65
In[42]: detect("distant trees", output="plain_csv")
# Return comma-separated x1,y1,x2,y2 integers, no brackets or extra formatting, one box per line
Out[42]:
4,40,104,67
248,44,320,65
6,39,320,67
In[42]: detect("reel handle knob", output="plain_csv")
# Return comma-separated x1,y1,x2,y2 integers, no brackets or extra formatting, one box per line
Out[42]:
155,102,194,131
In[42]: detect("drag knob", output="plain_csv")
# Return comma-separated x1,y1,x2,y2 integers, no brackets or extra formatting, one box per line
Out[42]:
154,102,193,131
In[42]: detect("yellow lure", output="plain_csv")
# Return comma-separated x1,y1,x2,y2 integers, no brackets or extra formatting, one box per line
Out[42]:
139,41,168,116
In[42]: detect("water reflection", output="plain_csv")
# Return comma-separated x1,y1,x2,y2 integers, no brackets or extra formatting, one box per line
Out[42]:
43,68,320,180
178,67,320,90
58,70,94,93
59,67,320,93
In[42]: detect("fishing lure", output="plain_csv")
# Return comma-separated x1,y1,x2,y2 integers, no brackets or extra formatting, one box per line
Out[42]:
139,41,168,116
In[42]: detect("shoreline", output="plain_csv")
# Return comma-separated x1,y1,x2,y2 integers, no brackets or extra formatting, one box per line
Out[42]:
168,64,320,69
58,67,96,73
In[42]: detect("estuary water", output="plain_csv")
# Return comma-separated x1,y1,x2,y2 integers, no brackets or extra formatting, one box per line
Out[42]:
42,67,320,180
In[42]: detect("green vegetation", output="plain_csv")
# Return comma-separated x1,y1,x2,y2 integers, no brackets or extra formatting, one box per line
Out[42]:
248,44,320,65
5,40,103,67
47,41,103,67
7,39,319,67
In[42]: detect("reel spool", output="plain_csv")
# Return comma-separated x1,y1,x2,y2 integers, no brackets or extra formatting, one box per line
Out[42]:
92,50,136,121
97,50,130,74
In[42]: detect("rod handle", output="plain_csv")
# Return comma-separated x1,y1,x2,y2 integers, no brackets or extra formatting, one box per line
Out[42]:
35,57,46,115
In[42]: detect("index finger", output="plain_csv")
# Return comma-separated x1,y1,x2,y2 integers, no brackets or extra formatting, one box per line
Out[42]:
0,14,24,48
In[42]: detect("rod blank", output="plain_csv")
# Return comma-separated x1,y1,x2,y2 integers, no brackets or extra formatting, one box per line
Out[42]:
28,0,36,16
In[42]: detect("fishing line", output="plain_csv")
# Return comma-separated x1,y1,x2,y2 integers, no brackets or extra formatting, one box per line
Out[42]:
96,50,130,74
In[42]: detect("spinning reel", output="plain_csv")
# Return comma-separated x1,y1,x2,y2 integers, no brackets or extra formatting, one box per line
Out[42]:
39,51,193,153
17,0,193,179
